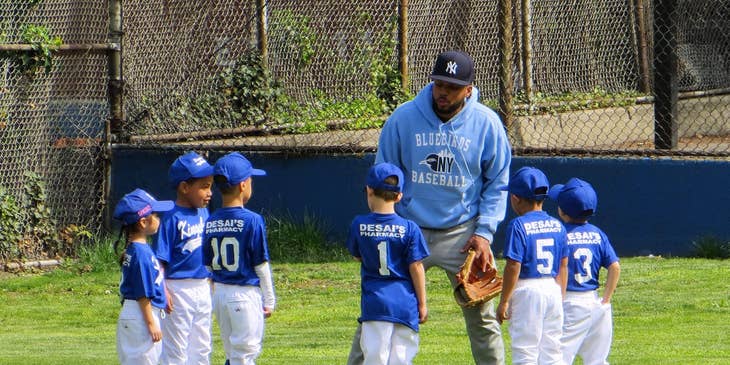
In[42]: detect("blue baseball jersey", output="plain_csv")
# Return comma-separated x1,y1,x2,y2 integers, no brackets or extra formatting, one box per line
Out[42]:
152,205,211,279
202,207,270,286
346,213,430,332
119,242,166,309
503,211,568,279
564,222,619,292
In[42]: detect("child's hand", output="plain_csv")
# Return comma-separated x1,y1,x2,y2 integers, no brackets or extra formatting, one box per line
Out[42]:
165,291,174,314
418,304,428,324
148,323,163,343
496,301,510,324
263,307,273,318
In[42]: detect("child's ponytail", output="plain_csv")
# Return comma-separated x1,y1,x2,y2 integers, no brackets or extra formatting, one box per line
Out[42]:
114,225,131,267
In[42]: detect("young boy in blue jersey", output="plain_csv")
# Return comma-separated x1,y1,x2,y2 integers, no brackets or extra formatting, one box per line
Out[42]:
496,166,568,365
549,178,620,365
203,152,275,365
153,151,214,365
346,162,430,365
114,189,174,365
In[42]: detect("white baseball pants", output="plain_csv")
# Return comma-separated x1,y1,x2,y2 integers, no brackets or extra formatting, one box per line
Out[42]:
561,290,612,365
347,219,505,365
161,278,212,365
117,299,163,365
213,283,264,365
361,321,419,365
509,278,564,365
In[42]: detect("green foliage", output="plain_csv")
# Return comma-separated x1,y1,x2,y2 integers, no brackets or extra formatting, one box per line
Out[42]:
0,187,23,260
65,236,117,273
134,50,283,132
133,10,407,136
265,211,350,263
215,51,283,124
22,171,59,257
690,236,730,259
269,9,317,68
0,24,62,76
508,87,644,116
0,172,88,263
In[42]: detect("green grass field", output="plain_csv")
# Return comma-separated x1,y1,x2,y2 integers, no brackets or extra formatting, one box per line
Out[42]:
1,257,729,364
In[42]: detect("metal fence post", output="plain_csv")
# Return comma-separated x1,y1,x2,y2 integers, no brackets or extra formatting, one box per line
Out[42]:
498,0,514,129
105,0,123,232
399,0,409,93
653,0,678,150
257,0,268,65
521,0,533,101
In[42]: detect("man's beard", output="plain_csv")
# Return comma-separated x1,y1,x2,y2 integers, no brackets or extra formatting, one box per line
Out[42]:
432,98,465,117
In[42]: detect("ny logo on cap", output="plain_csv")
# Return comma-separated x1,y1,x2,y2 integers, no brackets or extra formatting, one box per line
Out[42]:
446,61,458,75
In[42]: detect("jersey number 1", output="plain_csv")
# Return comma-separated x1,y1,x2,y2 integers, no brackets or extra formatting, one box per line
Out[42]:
211,237,240,271
377,241,391,276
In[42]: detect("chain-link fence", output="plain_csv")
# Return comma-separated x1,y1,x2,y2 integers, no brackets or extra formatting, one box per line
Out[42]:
0,1,108,262
0,0,728,260
120,0,729,156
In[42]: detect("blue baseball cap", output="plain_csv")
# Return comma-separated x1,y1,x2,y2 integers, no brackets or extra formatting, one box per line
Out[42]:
168,151,214,188
548,178,598,218
113,188,174,225
430,50,475,86
366,162,404,192
214,152,266,187
501,166,549,200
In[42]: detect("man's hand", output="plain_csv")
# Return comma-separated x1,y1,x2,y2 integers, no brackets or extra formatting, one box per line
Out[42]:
461,234,493,272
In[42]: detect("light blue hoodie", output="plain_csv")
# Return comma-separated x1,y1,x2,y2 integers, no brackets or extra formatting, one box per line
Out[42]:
375,83,511,242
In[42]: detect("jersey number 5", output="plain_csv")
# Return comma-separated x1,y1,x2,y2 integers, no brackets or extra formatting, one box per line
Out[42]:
536,238,554,275
211,237,240,271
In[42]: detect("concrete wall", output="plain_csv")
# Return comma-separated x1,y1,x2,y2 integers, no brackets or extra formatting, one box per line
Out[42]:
112,148,730,257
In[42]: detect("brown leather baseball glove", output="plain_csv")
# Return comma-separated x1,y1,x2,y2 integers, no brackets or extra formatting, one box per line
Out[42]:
454,249,503,307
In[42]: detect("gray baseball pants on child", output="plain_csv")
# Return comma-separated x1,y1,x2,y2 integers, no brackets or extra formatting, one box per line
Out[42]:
347,219,505,365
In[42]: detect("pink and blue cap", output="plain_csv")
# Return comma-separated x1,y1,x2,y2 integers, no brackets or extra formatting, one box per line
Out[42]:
168,151,215,188
548,178,598,218
113,188,174,225
501,166,549,200
367,163,404,192
214,152,266,187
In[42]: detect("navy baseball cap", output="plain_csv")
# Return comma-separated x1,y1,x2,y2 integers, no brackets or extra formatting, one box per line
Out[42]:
501,166,549,200
113,188,174,225
366,162,404,192
429,50,475,86
548,178,598,218
168,151,214,188
214,152,266,187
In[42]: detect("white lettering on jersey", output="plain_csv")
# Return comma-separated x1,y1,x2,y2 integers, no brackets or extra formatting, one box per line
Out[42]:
178,216,205,240
152,256,163,285
182,237,202,253
523,220,563,234
567,231,602,245
205,219,245,233
359,224,407,238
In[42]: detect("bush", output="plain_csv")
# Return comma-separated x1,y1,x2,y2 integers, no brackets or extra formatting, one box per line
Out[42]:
266,211,349,263
690,236,730,259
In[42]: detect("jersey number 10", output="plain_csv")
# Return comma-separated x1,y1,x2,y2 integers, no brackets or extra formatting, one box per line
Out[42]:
210,237,240,271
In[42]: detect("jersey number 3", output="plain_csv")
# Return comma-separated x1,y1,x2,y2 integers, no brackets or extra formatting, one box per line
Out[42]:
211,237,240,271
